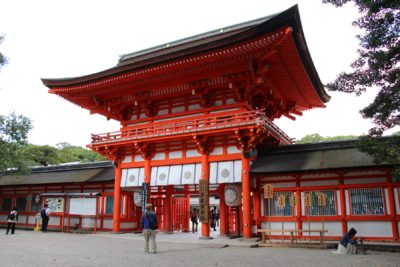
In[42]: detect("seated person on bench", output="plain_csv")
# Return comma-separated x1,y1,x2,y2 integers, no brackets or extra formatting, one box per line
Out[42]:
335,228,358,254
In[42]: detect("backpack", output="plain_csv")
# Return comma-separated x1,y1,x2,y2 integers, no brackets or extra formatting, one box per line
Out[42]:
9,213,15,220
41,209,47,218
146,213,158,230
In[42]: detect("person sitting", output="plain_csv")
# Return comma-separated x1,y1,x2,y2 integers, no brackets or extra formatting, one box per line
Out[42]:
335,228,358,254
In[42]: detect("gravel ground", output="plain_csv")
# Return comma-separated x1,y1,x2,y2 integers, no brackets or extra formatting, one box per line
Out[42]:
1,230,399,267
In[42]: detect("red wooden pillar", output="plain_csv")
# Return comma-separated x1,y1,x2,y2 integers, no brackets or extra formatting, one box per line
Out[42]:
296,175,302,236
339,173,347,234
184,184,190,232
165,185,174,233
201,153,210,238
144,158,151,202
242,156,252,238
112,161,122,232
253,186,261,229
387,173,399,241
219,184,228,236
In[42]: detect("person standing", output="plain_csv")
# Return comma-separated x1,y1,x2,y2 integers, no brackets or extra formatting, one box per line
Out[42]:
142,203,158,253
191,208,199,233
41,204,50,232
210,208,216,231
215,208,220,227
6,207,18,235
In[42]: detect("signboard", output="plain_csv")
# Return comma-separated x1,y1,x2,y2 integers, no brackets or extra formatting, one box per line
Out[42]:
141,182,149,212
318,192,327,207
199,179,209,222
277,194,286,208
46,198,64,212
290,194,297,207
304,193,312,207
69,198,97,215
264,184,273,199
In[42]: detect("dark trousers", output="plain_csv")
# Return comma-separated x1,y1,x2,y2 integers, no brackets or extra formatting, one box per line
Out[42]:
6,222,15,234
42,217,49,232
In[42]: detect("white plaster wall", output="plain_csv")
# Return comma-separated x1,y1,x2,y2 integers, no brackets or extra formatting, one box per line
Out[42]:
120,222,136,229
186,149,200,157
261,222,296,236
395,188,400,215
122,156,132,163
102,219,113,229
153,153,166,160
169,151,182,159
210,147,223,155
348,221,393,237
226,98,236,104
188,104,200,110
300,222,340,236
384,188,391,215
214,100,223,106
135,155,144,162
345,190,350,215
172,106,185,113
337,190,342,216
227,146,240,154
209,107,239,114
157,109,168,115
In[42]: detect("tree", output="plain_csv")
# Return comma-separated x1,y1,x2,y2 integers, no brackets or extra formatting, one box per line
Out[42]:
296,134,358,144
56,142,106,163
21,144,60,167
0,112,33,174
0,35,7,69
323,0,400,179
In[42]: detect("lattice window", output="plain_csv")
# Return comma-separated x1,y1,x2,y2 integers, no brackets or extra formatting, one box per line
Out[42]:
1,197,12,212
350,188,385,215
16,197,26,212
305,190,336,216
265,192,293,216
105,196,114,214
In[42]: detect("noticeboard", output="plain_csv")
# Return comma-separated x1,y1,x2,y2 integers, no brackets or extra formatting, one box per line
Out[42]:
199,179,209,223
264,184,273,199
69,198,97,215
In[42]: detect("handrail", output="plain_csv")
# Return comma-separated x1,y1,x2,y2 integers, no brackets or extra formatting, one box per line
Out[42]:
90,110,292,145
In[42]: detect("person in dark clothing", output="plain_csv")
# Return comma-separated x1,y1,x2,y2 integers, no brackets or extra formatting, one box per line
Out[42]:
41,204,50,232
142,203,158,253
210,208,217,231
335,228,358,254
191,208,199,233
6,207,18,235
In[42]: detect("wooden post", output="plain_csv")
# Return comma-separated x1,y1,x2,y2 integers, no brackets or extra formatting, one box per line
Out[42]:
112,161,122,233
242,156,252,239
219,184,228,236
165,185,174,233
386,173,399,241
339,173,347,235
200,153,210,238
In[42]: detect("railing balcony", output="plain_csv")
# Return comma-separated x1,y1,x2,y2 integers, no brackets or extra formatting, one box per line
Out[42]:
89,110,292,146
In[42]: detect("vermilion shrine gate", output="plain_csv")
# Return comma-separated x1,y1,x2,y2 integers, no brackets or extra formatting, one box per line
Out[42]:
42,6,329,239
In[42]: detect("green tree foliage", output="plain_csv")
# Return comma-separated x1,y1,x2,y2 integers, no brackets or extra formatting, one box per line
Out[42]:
56,142,106,163
296,134,358,144
0,35,7,69
323,0,400,180
0,112,33,174
21,144,60,167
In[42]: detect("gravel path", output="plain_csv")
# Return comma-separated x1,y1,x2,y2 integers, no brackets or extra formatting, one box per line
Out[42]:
1,231,399,267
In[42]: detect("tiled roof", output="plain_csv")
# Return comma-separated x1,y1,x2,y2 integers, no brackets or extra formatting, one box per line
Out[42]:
0,161,114,186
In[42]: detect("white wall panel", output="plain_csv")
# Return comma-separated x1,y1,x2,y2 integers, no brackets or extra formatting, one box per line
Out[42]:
135,155,144,162
233,160,242,183
209,162,218,184
122,156,132,163
126,168,140,187
395,188,400,214
138,168,145,185
186,149,200,157
153,153,166,160
348,222,392,237
217,161,234,184
345,190,350,215
182,164,195,185
384,188,391,215
169,165,182,185
344,177,386,184
195,163,202,184
121,169,128,187
272,182,296,188
156,166,169,186
210,147,223,155
337,190,342,216
150,167,157,186
227,146,240,154
169,151,182,159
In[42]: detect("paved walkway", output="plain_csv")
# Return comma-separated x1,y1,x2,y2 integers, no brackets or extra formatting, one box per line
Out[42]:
1,230,400,267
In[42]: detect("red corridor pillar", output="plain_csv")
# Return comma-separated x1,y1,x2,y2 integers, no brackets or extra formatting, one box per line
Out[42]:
200,153,210,238
144,159,151,202
242,156,252,238
219,184,228,236
112,161,122,233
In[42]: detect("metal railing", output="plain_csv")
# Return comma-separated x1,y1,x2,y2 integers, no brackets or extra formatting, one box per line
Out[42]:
90,110,292,146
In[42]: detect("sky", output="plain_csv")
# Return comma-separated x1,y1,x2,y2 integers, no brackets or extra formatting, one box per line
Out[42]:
0,0,388,148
